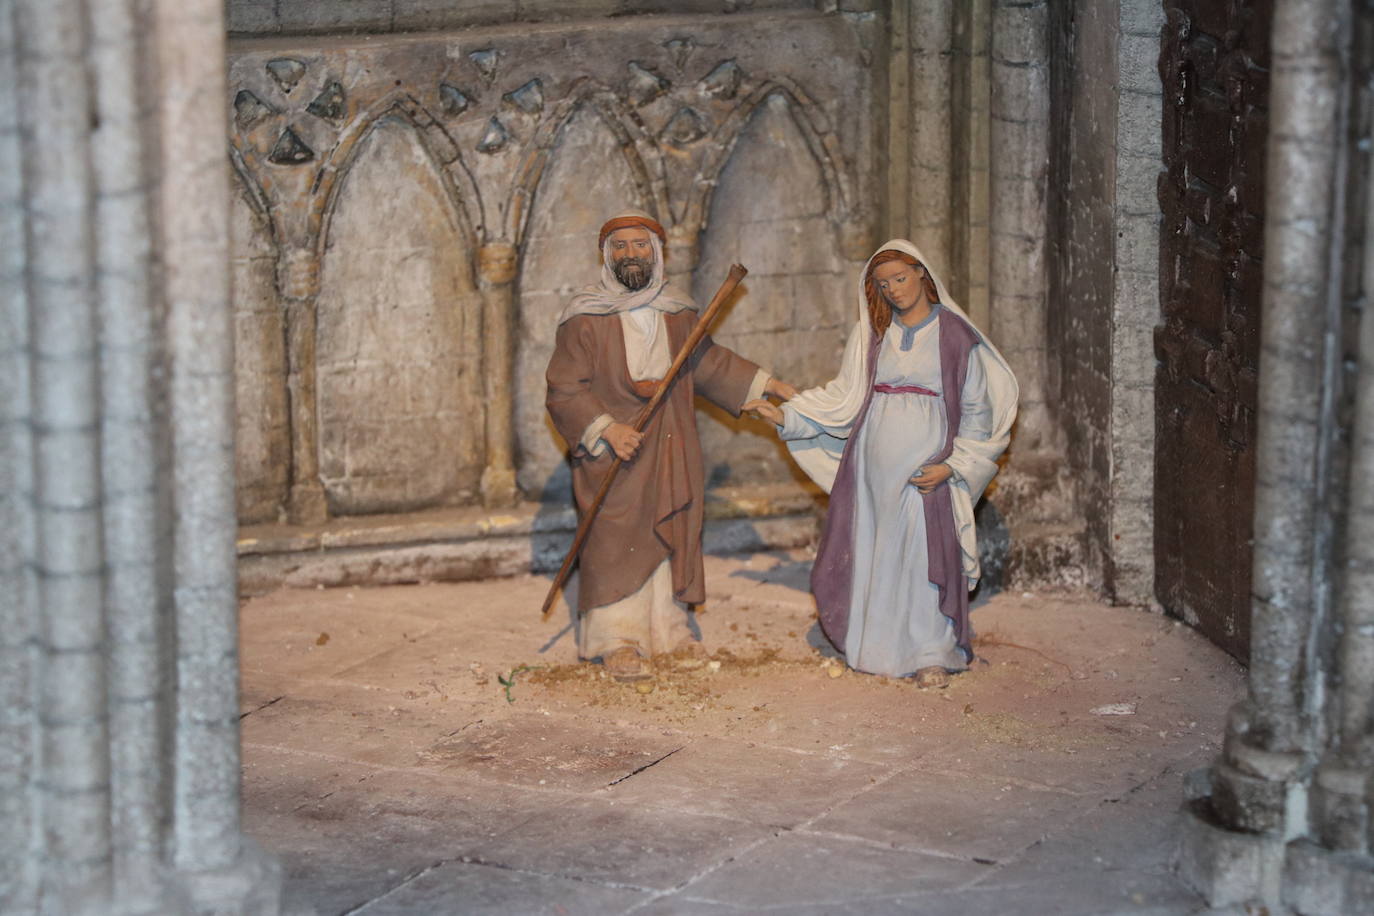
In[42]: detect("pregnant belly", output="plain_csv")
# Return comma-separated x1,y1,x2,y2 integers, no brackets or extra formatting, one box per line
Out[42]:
859,397,947,488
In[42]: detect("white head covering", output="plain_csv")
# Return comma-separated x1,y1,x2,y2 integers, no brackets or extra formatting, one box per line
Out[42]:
781,239,1020,585
557,209,697,325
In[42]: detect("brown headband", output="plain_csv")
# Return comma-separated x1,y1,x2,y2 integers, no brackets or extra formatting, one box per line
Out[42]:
598,215,667,249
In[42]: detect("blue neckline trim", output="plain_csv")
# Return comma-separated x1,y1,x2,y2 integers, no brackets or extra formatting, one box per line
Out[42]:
896,303,941,351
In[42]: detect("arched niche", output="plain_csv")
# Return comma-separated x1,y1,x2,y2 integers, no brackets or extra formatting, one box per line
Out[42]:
514,104,653,503
692,92,851,487
316,115,483,514
230,178,289,524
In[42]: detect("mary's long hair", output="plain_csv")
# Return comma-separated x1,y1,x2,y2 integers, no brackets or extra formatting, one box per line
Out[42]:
864,249,940,338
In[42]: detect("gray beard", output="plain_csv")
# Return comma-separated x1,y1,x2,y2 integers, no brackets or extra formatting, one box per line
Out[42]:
613,256,652,291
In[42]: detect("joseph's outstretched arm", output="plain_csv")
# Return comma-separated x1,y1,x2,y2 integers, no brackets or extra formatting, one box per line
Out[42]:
691,333,770,416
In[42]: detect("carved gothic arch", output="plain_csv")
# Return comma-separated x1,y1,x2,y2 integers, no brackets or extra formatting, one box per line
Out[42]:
502,77,670,248
685,77,853,240
312,91,484,265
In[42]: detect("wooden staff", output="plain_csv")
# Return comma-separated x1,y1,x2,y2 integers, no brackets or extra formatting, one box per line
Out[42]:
540,263,749,620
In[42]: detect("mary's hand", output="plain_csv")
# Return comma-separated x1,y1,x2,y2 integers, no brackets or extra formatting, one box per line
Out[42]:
909,463,953,493
743,398,784,426
765,377,799,401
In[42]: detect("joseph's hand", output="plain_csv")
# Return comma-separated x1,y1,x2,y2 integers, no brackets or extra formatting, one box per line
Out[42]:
765,377,799,401
743,398,784,425
603,422,643,461
909,463,953,494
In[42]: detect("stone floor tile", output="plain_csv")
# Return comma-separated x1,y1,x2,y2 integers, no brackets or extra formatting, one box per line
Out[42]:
423,714,689,792
248,767,561,916
604,737,888,828
912,868,1205,915
474,796,772,891
241,691,490,769
240,589,442,680
350,860,650,915
682,832,987,908
806,768,1093,862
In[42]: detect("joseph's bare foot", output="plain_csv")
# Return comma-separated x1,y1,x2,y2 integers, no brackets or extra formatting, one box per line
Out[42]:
603,647,652,682
914,666,950,689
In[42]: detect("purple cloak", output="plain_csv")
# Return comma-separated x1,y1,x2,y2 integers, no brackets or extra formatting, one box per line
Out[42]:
810,310,979,658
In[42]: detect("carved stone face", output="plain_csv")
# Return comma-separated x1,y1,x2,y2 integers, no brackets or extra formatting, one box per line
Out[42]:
607,226,655,291
873,260,926,313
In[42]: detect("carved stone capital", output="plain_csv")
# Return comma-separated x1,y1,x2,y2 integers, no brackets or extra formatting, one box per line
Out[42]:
479,242,519,286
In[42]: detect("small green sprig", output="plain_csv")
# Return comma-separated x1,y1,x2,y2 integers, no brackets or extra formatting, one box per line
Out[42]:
497,664,540,704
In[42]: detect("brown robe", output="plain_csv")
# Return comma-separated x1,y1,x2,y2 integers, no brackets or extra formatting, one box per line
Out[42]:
546,310,760,612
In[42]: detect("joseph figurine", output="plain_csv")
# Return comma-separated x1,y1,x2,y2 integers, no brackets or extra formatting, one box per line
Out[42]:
546,210,795,680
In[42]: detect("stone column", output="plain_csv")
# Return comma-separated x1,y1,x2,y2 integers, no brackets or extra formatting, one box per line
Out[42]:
1296,162,1374,907
1294,68,1374,906
0,0,37,905
91,0,168,899
1177,0,1349,907
1108,0,1165,606
0,0,281,911
989,0,1051,451
15,1,113,909
1239,0,1346,770
280,246,329,524
952,0,992,330
906,0,954,274
480,241,519,507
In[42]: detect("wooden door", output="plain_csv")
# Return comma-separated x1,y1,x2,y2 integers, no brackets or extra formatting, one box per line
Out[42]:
1155,0,1273,662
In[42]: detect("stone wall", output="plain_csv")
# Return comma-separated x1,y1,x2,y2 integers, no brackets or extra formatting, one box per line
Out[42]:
226,0,822,36
1047,0,1113,592
227,8,878,523
1039,0,1162,603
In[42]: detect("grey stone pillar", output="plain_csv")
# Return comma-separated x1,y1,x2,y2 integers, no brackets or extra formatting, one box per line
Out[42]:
480,241,520,507
906,0,954,274
989,0,1051,451
16,1,113,909
1238,0,1346,769
885,1,954,273
1177,0,1351,907
280,246,329,524
91,0,167,900
0,0,281,911
1108,0,1164,606
1291,61,1374,911
951,0,992,331
0,0,37,906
